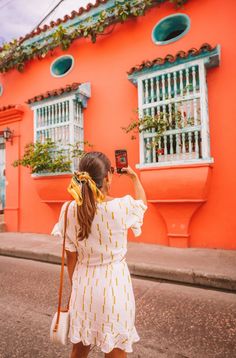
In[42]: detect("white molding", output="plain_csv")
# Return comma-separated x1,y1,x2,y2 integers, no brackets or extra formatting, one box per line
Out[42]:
137,77,145,165
33,107,37,143
79,82,91,98
29,93,76,109
0,84,3,96
151,13,191,46
136,158,214,170
199,61,211,159
50,54,74,78
31,172,72,178
69,97,75,148
135,59,203,81
135,58,212,167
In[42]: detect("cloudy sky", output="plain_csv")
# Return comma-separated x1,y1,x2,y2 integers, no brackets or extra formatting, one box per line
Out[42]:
0,0,95,45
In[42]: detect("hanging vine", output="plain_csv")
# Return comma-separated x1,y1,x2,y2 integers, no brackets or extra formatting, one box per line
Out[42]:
0,0,188,73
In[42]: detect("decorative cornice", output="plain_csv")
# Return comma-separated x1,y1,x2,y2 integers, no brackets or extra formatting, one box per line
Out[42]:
128,43,220,83
26,82,91,108
0,105,24,124
26,82,81,104
0,104,16,112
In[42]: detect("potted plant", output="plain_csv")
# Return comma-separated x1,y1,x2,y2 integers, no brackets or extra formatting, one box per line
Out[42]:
13,139,90,203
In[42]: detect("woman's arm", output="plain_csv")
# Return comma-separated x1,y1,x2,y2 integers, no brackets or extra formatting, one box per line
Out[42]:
121,166,147,205
65,250,77,285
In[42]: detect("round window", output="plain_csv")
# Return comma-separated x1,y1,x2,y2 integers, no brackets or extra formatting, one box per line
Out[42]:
0,84,3,96
50,55,74,77
152,14,190,45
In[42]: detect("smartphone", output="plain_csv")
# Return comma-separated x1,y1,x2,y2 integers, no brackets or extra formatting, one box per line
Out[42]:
115,149,128,174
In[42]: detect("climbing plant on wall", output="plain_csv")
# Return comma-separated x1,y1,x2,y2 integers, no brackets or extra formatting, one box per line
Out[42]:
0,0,188,73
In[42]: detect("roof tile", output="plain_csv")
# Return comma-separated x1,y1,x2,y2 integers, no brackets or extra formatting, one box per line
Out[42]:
26,82,81,104
17,0,109,44
127,43,217,75
0,104,16,112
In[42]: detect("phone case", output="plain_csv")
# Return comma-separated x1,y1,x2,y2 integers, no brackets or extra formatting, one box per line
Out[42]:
115,150,128,173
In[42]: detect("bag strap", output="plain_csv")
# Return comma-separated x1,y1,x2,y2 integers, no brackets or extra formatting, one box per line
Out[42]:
53,201,71,333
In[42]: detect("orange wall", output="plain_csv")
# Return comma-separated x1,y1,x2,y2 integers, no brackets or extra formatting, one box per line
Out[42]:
0,0,236,248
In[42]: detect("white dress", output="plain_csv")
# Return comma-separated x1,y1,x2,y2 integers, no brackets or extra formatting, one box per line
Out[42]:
52,195,147,353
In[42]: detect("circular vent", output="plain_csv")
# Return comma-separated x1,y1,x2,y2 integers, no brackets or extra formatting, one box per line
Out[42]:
50,55,74,77
152,14,190,45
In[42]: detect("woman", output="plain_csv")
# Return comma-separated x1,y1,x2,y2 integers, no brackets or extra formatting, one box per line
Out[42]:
52,152,147,358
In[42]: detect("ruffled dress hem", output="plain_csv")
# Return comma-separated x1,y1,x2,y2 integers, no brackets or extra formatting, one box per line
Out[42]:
69,328,140,353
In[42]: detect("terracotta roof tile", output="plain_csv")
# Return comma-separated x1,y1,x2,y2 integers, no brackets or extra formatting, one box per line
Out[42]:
127,43,216,75
17,0,109,46
0,104,17,112
26,82,81,104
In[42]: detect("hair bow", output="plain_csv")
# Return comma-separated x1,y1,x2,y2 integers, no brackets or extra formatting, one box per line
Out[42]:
67,171,105,206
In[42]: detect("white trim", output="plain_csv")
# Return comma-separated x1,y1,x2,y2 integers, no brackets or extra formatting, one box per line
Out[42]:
135,59,203,81
141,92,201,110
137,77,145,165
31,172,72,178
30,93,76,109
136,58,211,167
69,97,75,148
33,107,37,143
0,84,3,96
50,54,74,78
136,158,214,170
199,61,211,159
152,13,191,46
31,94,84,173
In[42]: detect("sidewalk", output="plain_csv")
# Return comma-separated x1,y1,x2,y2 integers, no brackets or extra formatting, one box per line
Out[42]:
0,232,236,291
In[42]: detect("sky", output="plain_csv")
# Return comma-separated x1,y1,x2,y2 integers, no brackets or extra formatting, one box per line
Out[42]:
0,0,96,45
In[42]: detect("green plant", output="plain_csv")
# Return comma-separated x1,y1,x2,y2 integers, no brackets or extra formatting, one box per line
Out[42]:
12,139,90,174
0,0,189,73
123,110,178,145
122,109,196,148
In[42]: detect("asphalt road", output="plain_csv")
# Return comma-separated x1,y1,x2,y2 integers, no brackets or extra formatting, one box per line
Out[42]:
0,256,236,358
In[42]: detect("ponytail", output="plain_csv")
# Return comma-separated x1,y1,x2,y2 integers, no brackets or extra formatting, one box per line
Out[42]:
67,152,111,241
77,182,97,240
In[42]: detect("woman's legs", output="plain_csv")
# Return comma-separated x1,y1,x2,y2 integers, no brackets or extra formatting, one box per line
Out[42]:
71,342,91,358
104,348,127,358
70,342,127,358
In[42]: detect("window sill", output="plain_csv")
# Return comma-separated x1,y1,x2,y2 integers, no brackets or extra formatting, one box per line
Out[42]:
31,172,72,179
136,158,214,171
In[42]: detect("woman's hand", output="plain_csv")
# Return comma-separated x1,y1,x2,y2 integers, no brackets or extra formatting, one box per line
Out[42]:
121,165,138,180
121,166,147,205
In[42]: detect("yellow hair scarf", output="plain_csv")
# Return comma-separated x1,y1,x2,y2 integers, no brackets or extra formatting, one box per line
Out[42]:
67,171,105,206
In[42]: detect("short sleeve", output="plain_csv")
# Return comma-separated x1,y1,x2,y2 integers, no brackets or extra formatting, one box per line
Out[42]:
126,195,147,237
51,202,77,252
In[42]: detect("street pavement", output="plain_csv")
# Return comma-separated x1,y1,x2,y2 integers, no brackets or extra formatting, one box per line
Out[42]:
0,232,236,291
1,256,236,358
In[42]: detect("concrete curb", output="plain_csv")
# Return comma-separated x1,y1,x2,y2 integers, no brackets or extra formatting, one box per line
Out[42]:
1,247,236,292
128,263,236,291
0,248,61,265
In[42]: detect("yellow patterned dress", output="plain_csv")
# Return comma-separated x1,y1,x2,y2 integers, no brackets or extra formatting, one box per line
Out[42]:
52,195,147,353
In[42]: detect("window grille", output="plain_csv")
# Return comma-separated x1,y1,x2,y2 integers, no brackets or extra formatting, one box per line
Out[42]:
137,60,212,166
33,96,84,171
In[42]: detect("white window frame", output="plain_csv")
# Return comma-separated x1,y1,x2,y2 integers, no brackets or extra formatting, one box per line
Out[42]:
30,83,91,173
136,59,213,168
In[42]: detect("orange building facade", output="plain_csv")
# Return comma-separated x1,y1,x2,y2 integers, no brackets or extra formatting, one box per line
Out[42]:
0,0,235,249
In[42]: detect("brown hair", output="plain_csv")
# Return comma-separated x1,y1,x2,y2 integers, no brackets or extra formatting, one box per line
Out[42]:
77,152,111,241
